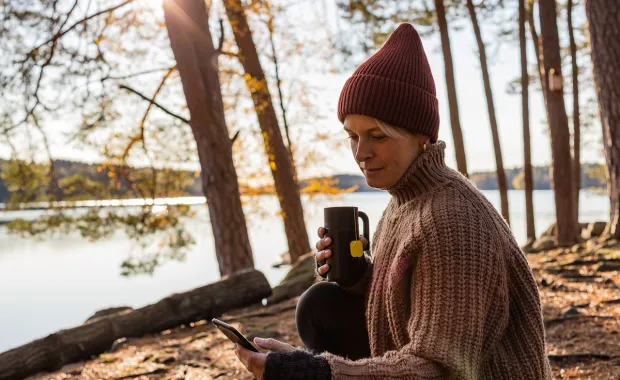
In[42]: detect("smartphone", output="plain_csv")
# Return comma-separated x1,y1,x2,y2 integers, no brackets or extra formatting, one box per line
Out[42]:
211,318,258,352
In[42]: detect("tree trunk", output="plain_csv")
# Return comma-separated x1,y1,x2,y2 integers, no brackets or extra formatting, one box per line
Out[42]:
434,0,468,177
466,0,510,225
538,0,578,245
520,0,536,241
0,269,271,380
586,0,620,239
163,0,254,275
527,0,548,111
568,0,580,225
223,0,311,263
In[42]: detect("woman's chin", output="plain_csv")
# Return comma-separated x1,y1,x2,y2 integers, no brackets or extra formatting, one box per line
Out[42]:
364,174,388,189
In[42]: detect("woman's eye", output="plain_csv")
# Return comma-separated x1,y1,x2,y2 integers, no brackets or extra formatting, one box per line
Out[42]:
371,135,386,141
347,135,359,141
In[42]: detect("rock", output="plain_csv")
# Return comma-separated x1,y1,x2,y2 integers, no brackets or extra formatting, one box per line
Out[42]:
272,252,291,268
597,259,620,272
542,223,556,238
570,243,585,253
155,355,177,364
582,221,607,240
531,236,557,253
109,337,128,352
85,306,133,323
561,306,581,318
543,222,588,239
267,252,317,304
521,238,535,253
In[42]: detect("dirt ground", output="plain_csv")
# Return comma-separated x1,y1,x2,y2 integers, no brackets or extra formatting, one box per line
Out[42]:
27,245,619,380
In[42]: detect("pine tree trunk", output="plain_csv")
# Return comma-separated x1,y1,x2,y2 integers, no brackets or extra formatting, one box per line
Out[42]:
527,0,548,112
538,0,578,245
586,0,620,239
568,0,580,225
466,0,510,225
434,0,468,177
223,0,311,263
520,0,536,241
163,0,254,275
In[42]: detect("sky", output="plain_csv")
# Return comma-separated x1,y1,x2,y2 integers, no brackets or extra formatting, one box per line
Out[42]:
1,0,603,178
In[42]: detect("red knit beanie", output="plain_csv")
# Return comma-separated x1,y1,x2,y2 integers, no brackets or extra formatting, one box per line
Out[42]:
338,24,440,142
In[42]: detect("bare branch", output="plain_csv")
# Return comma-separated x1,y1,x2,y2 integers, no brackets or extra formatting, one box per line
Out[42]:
135,65,178,199
266,12,293,162
120,84,239,144
28,0,136,56
220,51,238,58
231,130,240,144
103,66,177,81
119,84,190,124
139,65,178,133
31,113,63,201
214,18,237,57
217,18,225,52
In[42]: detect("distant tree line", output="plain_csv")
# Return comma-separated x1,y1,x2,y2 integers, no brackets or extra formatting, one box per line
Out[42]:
0,159,607,204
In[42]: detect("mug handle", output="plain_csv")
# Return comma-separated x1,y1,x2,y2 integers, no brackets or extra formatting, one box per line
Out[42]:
358,211,370,252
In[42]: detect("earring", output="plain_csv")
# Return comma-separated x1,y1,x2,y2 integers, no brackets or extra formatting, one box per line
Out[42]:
421,143,427,153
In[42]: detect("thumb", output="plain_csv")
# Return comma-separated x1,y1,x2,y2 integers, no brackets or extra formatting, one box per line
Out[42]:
254,337,296,352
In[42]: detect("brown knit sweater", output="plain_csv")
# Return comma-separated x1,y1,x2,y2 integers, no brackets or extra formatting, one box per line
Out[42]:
265,141,552,379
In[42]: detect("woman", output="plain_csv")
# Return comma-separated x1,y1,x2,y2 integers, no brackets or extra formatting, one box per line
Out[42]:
235,23,552,379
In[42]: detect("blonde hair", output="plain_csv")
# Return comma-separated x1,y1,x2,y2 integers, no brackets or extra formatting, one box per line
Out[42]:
374,118,410,140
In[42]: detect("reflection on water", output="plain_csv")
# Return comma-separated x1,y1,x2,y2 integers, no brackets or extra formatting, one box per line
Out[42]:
0,190,609,352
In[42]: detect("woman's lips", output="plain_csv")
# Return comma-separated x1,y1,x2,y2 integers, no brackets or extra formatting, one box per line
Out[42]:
364,168,384,174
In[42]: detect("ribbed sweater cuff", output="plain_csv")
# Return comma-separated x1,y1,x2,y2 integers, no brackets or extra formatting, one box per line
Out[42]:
263,350,331,380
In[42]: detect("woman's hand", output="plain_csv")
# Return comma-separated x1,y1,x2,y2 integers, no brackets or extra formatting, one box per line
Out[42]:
315,227,369,277
234,337,297,379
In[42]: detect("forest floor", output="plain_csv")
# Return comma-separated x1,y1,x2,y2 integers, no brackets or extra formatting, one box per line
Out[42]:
28,243,620,380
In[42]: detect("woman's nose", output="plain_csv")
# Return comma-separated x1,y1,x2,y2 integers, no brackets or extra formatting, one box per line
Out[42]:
354,140,372,163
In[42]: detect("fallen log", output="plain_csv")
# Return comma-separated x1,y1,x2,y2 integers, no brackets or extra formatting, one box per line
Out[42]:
0,269,271,380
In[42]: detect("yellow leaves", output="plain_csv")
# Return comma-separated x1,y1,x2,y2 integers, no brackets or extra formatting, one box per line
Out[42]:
300,177,357,196
315,132,331,142
269,161,276,170
243,74,268,96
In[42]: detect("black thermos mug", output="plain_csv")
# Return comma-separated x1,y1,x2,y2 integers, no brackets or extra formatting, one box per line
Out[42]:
324,206,370,287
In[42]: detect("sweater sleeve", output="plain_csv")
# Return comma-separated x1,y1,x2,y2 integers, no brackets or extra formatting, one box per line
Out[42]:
264,350,331,380
323,204,510,379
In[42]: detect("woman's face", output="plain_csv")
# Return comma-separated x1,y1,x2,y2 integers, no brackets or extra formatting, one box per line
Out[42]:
344,115,427,189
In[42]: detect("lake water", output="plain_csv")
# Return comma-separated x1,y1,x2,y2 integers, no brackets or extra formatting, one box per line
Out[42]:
0,190,609,353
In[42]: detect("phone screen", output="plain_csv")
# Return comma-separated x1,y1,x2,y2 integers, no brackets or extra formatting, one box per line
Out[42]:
211,318,258,352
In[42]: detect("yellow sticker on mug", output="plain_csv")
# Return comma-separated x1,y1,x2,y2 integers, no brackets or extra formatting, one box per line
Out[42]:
350,240,364,257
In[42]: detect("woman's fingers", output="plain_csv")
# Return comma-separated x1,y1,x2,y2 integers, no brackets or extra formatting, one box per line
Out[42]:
315,236,331,251
234,344,266,380
316,249,332,262
254,337,297,353
318,264,330,276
